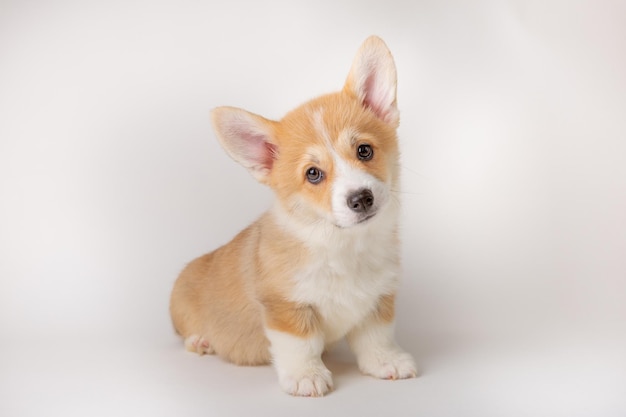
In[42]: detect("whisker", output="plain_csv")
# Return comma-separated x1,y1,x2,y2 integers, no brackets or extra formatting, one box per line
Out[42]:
391,189,424,196
396,164,429,179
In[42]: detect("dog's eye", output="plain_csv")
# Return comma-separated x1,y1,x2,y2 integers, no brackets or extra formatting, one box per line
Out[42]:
357,144,373,161
306,167,324,184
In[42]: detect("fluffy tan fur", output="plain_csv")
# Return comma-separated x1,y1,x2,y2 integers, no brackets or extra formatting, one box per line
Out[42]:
170,37,411,388
171,102,398,365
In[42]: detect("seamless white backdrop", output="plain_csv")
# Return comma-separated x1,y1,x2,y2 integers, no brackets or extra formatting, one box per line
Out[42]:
1,1,625,416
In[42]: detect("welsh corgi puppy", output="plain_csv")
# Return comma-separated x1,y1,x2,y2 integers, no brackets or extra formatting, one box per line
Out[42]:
170,36,417,396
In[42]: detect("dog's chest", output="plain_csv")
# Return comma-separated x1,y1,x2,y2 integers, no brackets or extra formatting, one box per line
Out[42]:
291,234,399,343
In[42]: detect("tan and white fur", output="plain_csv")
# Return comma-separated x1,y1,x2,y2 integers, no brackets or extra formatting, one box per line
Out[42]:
170,36,417,396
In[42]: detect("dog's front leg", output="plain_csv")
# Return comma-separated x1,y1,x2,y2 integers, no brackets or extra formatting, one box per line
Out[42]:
263,302,332,396
347,294,418,380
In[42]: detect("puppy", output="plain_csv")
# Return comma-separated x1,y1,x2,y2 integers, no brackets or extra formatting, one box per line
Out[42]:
170,36,417,396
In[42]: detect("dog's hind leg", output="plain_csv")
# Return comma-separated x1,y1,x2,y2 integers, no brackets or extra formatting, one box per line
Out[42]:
184,334,215,355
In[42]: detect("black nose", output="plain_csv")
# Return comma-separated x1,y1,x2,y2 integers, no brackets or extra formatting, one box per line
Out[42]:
347,188,374,213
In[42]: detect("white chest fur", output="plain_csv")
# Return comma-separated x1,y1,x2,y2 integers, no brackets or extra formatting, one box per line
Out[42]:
287,211,400,344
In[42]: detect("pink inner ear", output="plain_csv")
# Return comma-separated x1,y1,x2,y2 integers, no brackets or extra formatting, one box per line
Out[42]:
262,142,278,170
364,71,382,113
239,130,277,171
362,69,394,122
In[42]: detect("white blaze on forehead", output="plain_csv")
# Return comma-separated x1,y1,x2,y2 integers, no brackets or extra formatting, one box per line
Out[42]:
311,108,359,150
311,109,332,148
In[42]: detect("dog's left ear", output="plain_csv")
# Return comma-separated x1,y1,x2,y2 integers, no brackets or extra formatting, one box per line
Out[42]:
344,36,399,127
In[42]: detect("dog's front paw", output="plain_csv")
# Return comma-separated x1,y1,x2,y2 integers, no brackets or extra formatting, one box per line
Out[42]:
358,349,418,380
277,364,333,397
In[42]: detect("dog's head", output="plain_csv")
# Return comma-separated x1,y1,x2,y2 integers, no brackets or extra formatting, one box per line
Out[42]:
211,36,400,229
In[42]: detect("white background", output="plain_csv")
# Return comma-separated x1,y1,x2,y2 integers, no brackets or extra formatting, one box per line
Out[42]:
1,1,625,416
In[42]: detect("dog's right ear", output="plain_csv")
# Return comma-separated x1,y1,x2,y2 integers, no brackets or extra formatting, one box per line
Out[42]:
211,107,278,184
344,36,399,127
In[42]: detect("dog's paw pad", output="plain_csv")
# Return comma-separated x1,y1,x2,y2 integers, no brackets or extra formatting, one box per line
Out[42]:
184,334,215,355
358,350,418,380
279,366,333,397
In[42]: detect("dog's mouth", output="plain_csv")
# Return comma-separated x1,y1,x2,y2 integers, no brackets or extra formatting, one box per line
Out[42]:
356,212,376,224
333,212,377,229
